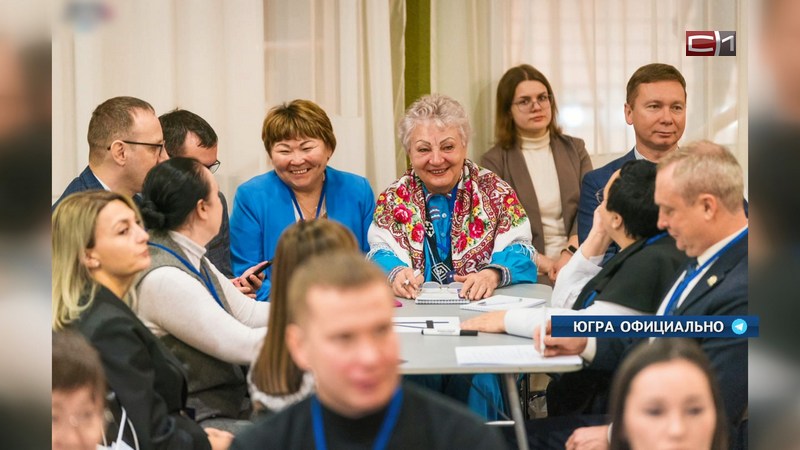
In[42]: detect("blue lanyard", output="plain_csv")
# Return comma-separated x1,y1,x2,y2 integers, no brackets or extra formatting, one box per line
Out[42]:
147,242,225,310
287,174,328,221
581,232,668,308
311,387,403,450
663,228,748,315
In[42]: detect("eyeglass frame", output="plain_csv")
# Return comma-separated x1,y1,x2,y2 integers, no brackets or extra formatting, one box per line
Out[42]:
512,93,552,112
206,160,221,174
108,139,166,156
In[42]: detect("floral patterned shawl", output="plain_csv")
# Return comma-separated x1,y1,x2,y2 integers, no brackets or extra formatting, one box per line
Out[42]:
368,159,532,274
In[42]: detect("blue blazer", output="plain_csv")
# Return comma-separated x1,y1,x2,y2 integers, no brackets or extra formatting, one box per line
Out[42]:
229,166,375,300
577,149,636,244
578,149,748,252
53,166,105,210
593,236,748,439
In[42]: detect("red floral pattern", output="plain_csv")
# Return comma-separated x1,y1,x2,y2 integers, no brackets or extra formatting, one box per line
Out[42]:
372,159,529,274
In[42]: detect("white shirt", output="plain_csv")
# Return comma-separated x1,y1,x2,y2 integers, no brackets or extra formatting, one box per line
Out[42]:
136,231,269,365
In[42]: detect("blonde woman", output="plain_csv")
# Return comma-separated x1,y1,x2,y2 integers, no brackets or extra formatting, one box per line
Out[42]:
52,191,230,450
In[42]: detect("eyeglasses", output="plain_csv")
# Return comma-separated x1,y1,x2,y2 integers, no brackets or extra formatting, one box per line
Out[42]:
513,93,551,112
595,188,604,204
207,160,221,174
109,140,165,156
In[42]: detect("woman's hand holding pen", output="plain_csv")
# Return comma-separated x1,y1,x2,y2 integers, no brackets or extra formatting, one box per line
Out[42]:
392,267,423,299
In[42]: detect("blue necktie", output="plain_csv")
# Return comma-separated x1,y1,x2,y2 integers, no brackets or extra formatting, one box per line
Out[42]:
664,258,698,315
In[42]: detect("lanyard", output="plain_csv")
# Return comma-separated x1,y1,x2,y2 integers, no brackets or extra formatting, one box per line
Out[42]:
311,387,403,450
422,186,458,284
581,232,668,309
288,174,328,221
664,228,748,315
147,242,225,310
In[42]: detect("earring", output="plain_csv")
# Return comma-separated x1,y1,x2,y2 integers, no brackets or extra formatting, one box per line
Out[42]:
87,260,100,269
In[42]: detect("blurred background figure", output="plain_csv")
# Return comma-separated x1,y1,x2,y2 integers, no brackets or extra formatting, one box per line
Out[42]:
750,0,800,448
52,330,106,450
482,64,592,284
608,338,728,450
0,11,51,445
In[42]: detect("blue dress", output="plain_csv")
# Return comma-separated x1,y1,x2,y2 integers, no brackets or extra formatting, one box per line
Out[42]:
229,167,375,300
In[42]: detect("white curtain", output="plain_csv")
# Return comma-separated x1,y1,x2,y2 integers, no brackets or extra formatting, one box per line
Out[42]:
431,0,747,176
53,0,746,200
262,0,398,193
53,0,398,200
53,0,267,201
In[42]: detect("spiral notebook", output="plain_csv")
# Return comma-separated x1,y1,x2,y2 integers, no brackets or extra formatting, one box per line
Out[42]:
460,295,546,312
415,282,468,305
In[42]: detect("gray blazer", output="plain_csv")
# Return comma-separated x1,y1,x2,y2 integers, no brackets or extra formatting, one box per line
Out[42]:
481,133,592,253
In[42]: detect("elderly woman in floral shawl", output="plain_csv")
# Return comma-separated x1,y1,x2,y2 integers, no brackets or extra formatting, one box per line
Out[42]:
368,93,538,301
367,94,539,421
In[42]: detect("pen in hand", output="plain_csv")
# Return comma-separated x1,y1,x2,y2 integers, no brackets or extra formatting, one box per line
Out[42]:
403,269,422,286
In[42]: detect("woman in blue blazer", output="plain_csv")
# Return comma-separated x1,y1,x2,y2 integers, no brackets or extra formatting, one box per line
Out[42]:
230,100,375,301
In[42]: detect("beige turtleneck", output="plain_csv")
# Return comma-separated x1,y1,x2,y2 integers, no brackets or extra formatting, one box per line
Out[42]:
520,133,568,259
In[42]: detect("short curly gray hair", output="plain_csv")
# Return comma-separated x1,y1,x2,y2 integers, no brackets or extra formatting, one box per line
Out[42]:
398,93,471,151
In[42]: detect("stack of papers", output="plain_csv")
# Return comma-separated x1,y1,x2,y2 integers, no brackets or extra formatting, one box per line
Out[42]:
455,345,583,366
460,295,546,312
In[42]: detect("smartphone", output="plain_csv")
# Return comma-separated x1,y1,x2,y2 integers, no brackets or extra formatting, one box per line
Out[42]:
251,260,272,276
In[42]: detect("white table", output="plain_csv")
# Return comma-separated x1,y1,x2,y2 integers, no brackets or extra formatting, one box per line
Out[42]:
395,283,581,450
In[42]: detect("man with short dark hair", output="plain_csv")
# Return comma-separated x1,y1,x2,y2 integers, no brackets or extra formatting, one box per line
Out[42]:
577,63,687,248
158,108,233,277
231,253,508,450
54,96,168,208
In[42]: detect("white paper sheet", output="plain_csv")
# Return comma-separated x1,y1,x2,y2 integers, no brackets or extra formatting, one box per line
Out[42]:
455,345,583,366
393,316,461,333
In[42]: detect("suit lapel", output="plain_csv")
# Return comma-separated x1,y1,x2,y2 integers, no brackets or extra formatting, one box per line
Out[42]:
551,136,579,234
675,237,747,314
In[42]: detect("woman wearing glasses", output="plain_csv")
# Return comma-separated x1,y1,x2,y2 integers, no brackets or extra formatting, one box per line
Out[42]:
482,64,592,284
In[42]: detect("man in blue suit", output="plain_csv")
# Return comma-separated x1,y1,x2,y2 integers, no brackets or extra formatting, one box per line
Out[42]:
577,64,687,249
53,96,168,208
538,141,748,450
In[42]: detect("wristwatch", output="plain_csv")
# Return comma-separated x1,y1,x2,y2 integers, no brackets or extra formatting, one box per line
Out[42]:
562,245,578,255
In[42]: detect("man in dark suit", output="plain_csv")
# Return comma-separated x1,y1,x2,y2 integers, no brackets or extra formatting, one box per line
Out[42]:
538,141,748,450
577,64,687,249
158,108,234,278
53,96,168,208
